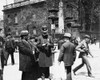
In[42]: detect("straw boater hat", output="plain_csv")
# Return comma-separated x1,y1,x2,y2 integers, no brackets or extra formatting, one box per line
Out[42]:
20,30,29,36
64,33,71,38
84,35,90,39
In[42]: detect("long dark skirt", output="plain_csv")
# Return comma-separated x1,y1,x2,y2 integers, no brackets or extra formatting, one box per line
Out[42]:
39,67,50,78
21,62,39,80
22,71,37,80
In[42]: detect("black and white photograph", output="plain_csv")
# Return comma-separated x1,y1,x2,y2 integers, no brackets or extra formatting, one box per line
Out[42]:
0,0,100,80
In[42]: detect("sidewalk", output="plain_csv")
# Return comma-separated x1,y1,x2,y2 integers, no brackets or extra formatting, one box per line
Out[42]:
3,43,100,80
72,43,100,80
50,43,100,80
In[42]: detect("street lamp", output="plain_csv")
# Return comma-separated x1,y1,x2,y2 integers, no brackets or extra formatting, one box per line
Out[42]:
65,16,81,38
64,16,73,33
48,7,59,39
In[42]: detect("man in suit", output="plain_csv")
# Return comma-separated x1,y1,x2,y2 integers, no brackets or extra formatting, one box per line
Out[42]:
58,33,76,80
5,35,15,65
18,30,38,80
37,25,54,79
73,35,94,77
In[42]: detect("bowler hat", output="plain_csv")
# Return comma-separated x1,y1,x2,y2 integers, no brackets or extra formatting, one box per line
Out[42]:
41,25,48,33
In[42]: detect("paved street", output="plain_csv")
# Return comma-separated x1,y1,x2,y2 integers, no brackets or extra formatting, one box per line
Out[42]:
3,43,100,80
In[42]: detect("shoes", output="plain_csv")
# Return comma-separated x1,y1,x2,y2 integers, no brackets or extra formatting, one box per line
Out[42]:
88,74,95,78
4,61,7,66
4,64,7,66
12,63,15,65
73,70,76,75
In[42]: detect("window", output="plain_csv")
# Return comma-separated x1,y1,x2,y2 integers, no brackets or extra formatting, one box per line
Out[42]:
33,29,36,35
7,15,12,23
15,14,18,24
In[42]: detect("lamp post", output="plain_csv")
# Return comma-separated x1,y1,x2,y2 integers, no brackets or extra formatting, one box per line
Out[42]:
48,6,58,39
58,0,64,34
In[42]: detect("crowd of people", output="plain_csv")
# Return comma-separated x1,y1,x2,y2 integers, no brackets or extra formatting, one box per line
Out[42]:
0,25,96,80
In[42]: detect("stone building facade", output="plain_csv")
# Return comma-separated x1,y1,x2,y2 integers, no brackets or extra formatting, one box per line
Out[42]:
0,20,4,37
3,0,80,38
3,0,100,40
3,0,49,36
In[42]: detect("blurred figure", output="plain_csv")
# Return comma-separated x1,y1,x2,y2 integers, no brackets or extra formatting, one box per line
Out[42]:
73,35,94,77
58,37,65,50
5,35,16,65
93,37,96,45
0,36,5,80
29,36,40,79
71,36,78,47
58,33,76,80
91,37,96,45
29,36,40,59
18,30,38,80
14,37,19,53
37,25,54,80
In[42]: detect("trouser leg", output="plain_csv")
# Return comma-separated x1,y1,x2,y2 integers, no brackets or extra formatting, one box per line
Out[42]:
1,55,4,69
45,67,49,78
5,53,9,65
21,72,27,80
65,66,72,80
82,56,92,75
0,70,3,80
73,59,84,73
11,53,15,65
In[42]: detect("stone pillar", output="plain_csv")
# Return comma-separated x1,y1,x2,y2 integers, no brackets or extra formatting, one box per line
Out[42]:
58,0,64,34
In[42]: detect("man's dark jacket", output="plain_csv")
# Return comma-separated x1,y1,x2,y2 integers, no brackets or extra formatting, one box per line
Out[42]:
58,41,76,66
37,35,54,67
18,39,36,72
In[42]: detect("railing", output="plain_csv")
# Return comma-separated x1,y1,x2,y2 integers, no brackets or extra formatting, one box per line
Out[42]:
3,0,46,10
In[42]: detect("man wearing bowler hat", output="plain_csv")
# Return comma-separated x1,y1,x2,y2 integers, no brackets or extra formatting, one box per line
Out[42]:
58,33,76,80
73,34,94,77
4,33,15,65
37,25,54,79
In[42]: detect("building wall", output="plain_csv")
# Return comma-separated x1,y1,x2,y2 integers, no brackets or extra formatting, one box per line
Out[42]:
3,0,80,38
3,1,49,36
4,0,100,39
4,7,21,36
0,20,4,37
